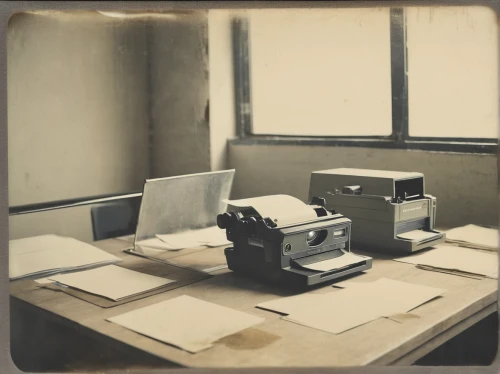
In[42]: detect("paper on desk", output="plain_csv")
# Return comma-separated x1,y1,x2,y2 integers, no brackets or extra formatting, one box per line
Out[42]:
394,245,498,279
107,295,264,353
297,250,369,272
415,265,485,280
156,226,230,250
9,234,121,280
135,238,185,252
397,230,441,242
115,234,136,243
445,224,498,251
223,195,318,226
48,265,175,301
257,278,445,334
257,293,324,315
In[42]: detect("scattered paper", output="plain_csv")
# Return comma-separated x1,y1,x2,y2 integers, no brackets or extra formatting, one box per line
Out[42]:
107,295,264,353
387,313,420,324
48,265,175,301
9,234,121,280
394,245,498,279
397,230,442,242
257,294,324,315
223,195,317,226
296,250,369,272
34,278,54,285
115,234,136,243
415,265,485,280
135,238,185,252
445,224,498,251
155,226,230,250
256,278,445,334
164,246,228,273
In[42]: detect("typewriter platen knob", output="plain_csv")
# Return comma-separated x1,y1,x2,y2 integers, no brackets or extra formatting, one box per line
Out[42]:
309,196,326,207
217,212,234,229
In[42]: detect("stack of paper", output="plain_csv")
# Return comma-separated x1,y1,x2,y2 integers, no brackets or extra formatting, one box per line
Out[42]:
295,250,370,272
393,245,498,279
256,278,445,334
155,226,230,250
223,195,318,227
445,224,498,251
44,265,175,301
9,235,121,280
107,295,264,353
397,229,441,242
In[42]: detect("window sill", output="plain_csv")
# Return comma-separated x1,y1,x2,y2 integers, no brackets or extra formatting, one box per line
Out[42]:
229,136,498,155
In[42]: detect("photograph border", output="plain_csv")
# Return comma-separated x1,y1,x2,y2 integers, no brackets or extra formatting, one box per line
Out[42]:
1,1,499,373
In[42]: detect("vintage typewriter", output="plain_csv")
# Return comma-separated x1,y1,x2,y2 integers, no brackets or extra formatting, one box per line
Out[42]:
217,195,372,288
309,168,445,254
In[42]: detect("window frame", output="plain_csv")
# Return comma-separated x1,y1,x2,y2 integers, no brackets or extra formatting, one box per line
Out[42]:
231,8,498,155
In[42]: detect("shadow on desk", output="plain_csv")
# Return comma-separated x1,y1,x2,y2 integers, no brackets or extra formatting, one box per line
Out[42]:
415,311,498,366
10,297,178,372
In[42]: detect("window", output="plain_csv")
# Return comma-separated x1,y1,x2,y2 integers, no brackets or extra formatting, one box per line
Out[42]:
248,8,392,136
406,6,498,139
233,6,499,153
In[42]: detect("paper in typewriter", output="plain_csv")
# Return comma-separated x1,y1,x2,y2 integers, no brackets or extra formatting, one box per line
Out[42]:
393,244,498,279
9,234,121,280
256,278,445,334
296,250,369,272
223,195,318,226
107,295,264,353
445,224,498,251
48,265,175,301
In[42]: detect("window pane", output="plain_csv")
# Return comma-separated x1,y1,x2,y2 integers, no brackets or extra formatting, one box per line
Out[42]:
248,8,392,136
407,6,499,138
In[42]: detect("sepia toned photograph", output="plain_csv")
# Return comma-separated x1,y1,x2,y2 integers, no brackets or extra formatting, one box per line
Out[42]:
3,1,500,372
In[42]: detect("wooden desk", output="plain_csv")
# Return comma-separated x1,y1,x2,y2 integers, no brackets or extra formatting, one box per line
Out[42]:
10,239,498,369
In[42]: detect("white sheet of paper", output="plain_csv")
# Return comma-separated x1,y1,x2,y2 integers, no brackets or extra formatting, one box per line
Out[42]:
223,195,318,226
192,226,231,247
34,278,54,285
107,295,264,353
156,226,230,250
48,265,175,301
397,230,441,242
115,234,136,243
445,224,498,251
257,294,324,315
297,251,369,272
155,232,201,250
9,235,121,280
136,238,187,251
258,278,445,334
394,245,498,279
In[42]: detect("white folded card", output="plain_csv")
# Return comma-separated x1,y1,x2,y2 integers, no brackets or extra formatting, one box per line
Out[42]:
9,234,121,280
48,265,175,301
223,195,318,227
107,295,264,353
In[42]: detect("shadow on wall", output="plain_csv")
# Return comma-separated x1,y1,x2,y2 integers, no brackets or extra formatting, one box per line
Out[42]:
7,10,210,241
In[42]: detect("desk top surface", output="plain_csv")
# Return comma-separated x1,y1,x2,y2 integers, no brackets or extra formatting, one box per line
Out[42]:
9,239,498,368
